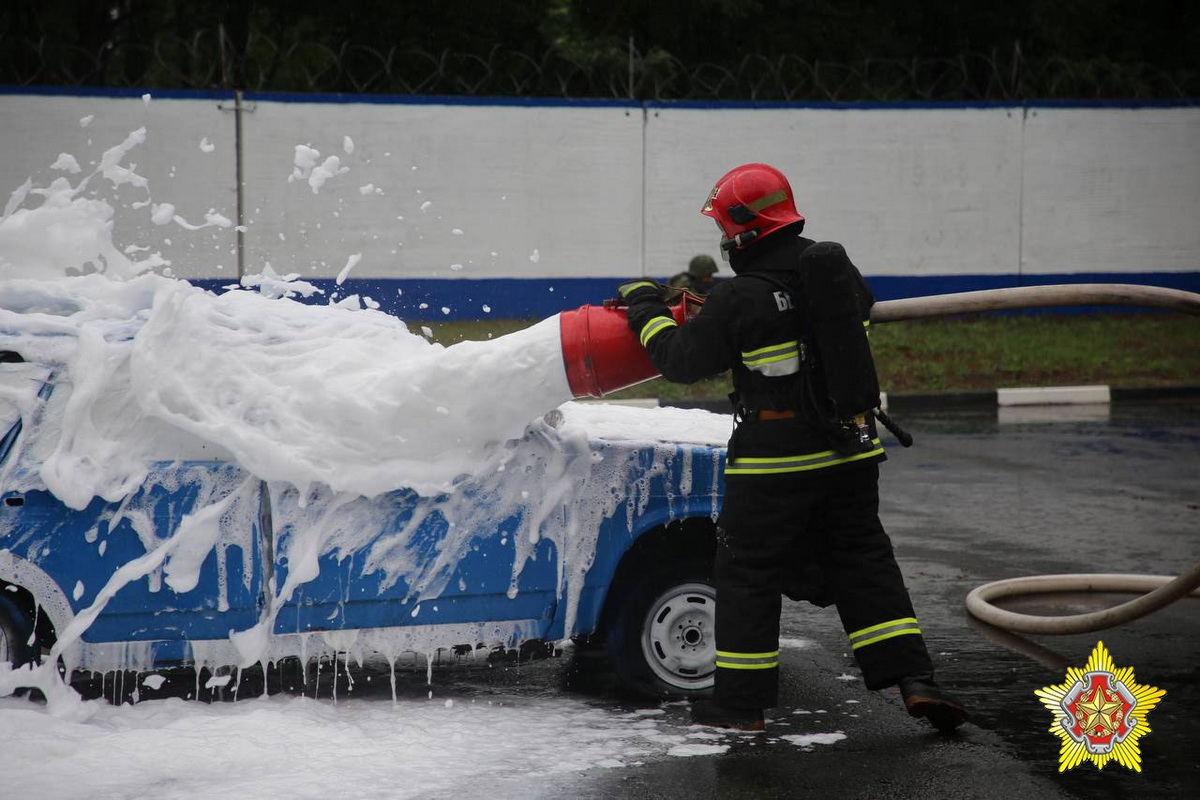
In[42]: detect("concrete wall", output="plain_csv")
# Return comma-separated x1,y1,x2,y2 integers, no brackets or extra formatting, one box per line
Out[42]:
239,98,645,286
644,105,1025,279
0,91,239,281
2,89,1197,319
1019,107,1200,275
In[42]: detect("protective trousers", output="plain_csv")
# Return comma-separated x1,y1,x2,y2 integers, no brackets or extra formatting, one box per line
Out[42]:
713,462,934,710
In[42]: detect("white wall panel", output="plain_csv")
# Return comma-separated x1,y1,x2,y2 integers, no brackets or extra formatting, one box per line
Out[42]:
238,100,645,280
0,93,238,280
3,92,1196,292
644,106,1024,280
1020,107,1200,275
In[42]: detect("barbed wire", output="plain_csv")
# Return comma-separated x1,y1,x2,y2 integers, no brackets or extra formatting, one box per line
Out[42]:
1,32,1195,102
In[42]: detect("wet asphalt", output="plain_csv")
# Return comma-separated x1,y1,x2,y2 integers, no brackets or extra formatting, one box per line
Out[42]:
552,399,1200,799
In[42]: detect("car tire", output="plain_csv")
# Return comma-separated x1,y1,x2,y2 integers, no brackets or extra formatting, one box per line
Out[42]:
0,592,36,669
604,558,717,699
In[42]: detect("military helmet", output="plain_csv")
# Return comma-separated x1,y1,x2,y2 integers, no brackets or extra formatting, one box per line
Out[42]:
688,254,718,277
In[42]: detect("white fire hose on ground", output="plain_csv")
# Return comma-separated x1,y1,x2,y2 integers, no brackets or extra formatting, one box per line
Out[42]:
871,283,1200,635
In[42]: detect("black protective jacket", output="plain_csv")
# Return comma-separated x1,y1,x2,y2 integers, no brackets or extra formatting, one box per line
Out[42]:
626,222,885,476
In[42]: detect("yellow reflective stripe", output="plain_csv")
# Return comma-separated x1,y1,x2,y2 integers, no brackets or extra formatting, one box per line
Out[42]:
848,617,922,650
849,617,918,639
853,628,922,649
742,341,797,361
715,649,780,670
742,341,801,377
741,341,800,367
726,441,884,475
619,280,658,298
747,190,788,212
638,316,677,347
716,661,778,670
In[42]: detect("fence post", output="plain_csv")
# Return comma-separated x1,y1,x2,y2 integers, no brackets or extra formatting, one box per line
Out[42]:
234,89,246,280
628,35,635,100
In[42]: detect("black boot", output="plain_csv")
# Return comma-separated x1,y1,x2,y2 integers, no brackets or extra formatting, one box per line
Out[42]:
690,700,766,732
899,675,969,733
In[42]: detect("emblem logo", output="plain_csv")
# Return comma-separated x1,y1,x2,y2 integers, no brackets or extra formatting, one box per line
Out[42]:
1035,640,1164,772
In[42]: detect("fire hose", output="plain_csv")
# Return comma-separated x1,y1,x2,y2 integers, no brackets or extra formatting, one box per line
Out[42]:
871,283,1200,635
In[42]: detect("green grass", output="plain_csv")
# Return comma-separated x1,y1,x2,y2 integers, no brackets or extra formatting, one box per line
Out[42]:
870,314,1200,393
421,313,1200,399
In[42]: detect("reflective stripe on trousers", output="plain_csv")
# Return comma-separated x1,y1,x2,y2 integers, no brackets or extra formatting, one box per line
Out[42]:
847,617,922,650
715,649,780,670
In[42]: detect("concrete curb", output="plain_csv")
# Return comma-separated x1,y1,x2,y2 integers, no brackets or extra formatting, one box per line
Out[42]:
997,384,1110,406
659,384,1200,414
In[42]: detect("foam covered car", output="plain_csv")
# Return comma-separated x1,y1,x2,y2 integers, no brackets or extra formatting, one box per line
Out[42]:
0,333,729,699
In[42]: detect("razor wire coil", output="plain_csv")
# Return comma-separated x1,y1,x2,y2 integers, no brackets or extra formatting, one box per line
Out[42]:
2,33,1196,102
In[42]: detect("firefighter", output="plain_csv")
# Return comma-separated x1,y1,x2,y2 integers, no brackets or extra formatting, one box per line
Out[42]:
617,163,968,733
668,254,720,295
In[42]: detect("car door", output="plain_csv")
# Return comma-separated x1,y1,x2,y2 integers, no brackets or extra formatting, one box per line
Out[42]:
0,358,267,649
265,481,561,642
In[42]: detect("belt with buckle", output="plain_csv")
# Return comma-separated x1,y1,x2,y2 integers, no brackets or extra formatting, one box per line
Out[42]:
757,409,796,421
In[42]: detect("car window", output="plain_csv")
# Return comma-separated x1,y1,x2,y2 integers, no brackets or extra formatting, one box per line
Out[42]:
0,355,53,466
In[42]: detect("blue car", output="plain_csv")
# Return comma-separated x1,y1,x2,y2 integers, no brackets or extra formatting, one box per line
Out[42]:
0,343,728,699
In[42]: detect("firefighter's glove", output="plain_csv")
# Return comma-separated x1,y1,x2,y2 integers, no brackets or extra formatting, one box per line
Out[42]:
617,280,667,305
617,280,670,336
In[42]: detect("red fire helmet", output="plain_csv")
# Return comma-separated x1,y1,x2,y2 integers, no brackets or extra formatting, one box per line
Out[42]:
700,163,804,251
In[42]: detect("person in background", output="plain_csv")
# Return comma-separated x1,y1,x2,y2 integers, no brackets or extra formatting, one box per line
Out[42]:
668,254,720,295
617,163,969,734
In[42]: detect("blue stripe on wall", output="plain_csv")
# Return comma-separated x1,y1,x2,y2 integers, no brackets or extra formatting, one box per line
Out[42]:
242,90,641,108
190,272,1200,322
0,85,235,101
6,85,1193,111
646,98,1199,111
189,277,619,321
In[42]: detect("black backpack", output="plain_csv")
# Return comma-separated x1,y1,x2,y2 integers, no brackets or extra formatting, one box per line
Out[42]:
746,241,883,455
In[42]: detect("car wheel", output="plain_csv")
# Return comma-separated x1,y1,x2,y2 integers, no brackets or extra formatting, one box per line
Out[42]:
605,560,717,698
0,593,36,669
